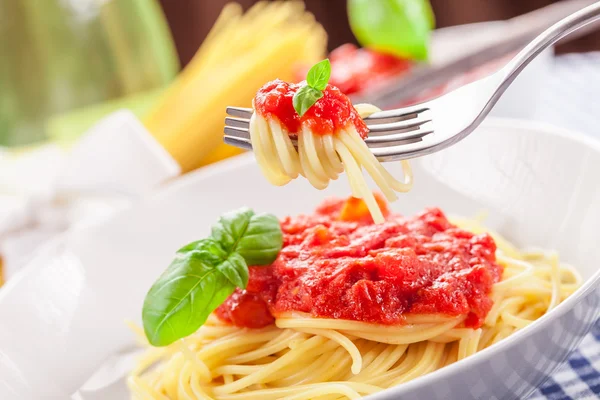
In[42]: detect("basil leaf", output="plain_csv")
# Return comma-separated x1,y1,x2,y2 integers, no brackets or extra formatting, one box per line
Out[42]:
211,207,255,253
143,207,283,346
212,207,283,266
348,0,434,61
234,213,282,266
292,85,324,117
306,59,331,91
177,238,227,263
181,239,249,288
142,238,247,346
217,252,248,289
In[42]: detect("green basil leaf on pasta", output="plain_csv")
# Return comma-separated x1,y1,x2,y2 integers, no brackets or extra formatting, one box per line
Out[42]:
211,207,255,254
143,207,282,346
306,59,331,91
142,238,246,347
293,85,324,117
217,251,248,289
212,207,283,266
348,0,434,61
234,213,283,266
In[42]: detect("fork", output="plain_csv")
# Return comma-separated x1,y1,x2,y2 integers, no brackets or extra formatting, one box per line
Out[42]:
224,2,600,162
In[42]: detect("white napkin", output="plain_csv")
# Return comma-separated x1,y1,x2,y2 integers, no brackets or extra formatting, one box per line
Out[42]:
0,111,180,279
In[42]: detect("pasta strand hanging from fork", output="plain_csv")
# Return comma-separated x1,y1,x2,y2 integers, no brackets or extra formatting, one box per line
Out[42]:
249,73,412,223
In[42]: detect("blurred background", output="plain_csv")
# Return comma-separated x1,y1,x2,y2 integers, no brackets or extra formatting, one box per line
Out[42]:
2,0,599,149
1,0,600,283
163,0,600,66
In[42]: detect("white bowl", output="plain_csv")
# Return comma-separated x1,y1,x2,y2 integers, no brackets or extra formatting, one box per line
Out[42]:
1,118,600,400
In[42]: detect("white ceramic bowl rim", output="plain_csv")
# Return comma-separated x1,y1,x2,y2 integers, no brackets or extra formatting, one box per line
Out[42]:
368,118,600,397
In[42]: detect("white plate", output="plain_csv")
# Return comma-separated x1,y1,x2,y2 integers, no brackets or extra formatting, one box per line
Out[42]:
1,118,600,400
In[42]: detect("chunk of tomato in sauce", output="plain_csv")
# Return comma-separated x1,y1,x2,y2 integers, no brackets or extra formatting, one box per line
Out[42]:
339,192,389,223
215,290,274,329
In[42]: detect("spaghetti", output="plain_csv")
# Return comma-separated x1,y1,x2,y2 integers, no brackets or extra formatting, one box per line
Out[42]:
145,1,327,172
129,198,580,400
250,79,412,224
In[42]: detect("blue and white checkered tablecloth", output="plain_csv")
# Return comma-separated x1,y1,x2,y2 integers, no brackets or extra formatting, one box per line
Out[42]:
524,52,600,400
531,321,600,399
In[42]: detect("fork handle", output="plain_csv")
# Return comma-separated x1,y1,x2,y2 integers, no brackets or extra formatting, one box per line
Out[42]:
500,2,600,92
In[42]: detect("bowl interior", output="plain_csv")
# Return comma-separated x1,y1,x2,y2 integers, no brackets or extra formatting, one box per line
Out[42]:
1,118,600,399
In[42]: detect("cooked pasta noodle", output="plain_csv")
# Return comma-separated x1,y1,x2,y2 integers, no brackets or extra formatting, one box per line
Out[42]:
128,218,580,400
250,103,413,224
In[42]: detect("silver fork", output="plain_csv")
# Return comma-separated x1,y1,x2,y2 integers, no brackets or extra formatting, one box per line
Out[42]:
224,2,600,162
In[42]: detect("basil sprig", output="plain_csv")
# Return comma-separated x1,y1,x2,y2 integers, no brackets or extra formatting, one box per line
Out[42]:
292,59,331,117
142,208,283,347
348,0,435,61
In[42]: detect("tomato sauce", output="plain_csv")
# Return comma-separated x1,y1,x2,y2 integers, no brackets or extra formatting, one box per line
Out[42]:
253,79,369,139
327,44,412,96
216,196,503,329
295,44,412,97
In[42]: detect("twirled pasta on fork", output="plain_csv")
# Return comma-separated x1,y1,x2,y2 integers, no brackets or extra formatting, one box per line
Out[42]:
249,59,412,223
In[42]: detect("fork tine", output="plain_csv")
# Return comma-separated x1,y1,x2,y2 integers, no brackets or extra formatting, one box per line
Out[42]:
224,126,250,139
224,117,430,134
224,116,433,148
370,138,432,161
367,115,431,135
224,135,301,151
225,106,430,124
224,132,425,162
224,105,435,160
224,126,300,146
367,137,424,149
365,123,433,145
226,107,253,118
224,106,429,127
224,116,431,133
365,106,429,125
225,117,250,129
224,135,253,150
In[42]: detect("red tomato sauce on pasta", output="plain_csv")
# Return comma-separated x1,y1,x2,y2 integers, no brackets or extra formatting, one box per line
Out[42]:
253,79,369,138
216,196,503,329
